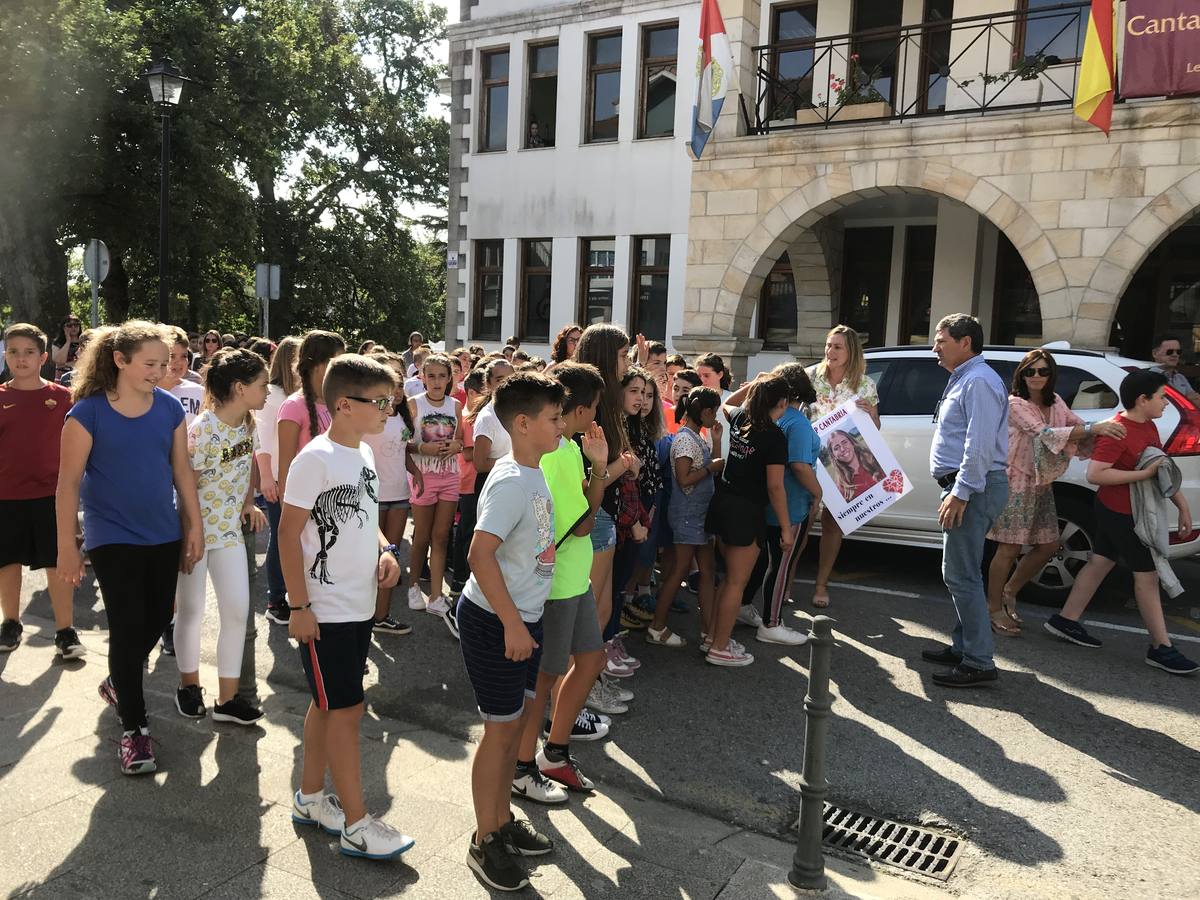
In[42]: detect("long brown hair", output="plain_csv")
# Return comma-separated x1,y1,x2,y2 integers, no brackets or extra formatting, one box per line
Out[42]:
576,323,630,461
466,357,513,423
551,323,582,364
70,321,170,402
296,330,346,439
740,376,790,435
268,335,301,395
1011,349,1058,407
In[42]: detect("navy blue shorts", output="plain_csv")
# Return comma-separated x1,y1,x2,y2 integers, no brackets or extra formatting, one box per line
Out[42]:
456,596,543,722
298,619,373,711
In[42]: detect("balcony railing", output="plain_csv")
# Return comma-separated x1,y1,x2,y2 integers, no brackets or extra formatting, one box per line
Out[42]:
749,2,1095,133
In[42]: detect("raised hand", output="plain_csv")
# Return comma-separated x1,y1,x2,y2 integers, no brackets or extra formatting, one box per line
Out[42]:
581,420,609,466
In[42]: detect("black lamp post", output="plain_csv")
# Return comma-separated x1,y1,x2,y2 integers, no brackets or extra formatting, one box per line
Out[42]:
145,58,187,324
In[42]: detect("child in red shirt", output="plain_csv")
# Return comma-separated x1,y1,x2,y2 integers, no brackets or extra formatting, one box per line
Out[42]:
0,324,84,658
1045,369,1196,674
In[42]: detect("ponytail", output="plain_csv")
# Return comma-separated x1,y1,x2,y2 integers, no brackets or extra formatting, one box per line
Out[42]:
741,376,790,435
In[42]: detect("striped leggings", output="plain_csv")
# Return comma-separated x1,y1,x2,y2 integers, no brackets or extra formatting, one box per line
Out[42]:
742,518,810,627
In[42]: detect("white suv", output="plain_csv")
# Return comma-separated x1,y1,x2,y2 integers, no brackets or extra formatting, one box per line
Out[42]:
831,344,1200,603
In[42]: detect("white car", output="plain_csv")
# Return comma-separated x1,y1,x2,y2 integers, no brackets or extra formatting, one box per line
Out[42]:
826,343,1200,603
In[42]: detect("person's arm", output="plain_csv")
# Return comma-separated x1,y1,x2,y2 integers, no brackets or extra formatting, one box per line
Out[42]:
577,422,610,531
766,463,794,550
950,378,1005,502
467,532,537,660
1086,458,1163,486
171,420,204,573
790,460,822,501
276,418,300,498
51,342,70,365
279,502,319,642
376,527,400,589
474,434,497,473
55,418,91,587
673,451,720,487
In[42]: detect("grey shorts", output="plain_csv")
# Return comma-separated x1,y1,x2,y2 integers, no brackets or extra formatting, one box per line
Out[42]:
539,588,604,676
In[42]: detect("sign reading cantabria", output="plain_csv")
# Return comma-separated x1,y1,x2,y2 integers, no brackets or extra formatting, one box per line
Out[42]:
1122,1,1200,98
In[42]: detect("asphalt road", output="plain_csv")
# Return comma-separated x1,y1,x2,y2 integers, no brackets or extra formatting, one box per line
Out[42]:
16,536,1200,898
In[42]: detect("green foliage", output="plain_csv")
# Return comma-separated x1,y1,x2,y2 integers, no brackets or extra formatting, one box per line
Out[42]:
0,0,448,340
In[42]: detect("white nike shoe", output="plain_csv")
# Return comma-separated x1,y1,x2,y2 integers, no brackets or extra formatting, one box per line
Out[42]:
340,814,415,860
291,791,346,835
756,623,810,646
425,594,451,617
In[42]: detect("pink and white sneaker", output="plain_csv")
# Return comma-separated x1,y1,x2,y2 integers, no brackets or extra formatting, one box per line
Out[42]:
118,727,157,775
706,642,755,668
603,641,634,678
612,636,641,670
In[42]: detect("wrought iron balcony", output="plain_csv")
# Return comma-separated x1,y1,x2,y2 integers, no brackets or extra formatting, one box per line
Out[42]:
749,2,1094,133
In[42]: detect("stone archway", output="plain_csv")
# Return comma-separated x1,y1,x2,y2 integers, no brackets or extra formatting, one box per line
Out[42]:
714,158,1071,346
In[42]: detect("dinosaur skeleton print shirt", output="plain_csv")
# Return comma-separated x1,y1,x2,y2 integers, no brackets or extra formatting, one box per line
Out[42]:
283,433,380,622
188,410,259,550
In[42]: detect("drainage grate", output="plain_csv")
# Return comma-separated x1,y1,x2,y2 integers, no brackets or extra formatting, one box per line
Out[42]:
821,803,964,881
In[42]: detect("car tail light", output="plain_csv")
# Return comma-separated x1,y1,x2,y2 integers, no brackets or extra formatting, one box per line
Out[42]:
1164,386,1200,456
1168,530,1197,545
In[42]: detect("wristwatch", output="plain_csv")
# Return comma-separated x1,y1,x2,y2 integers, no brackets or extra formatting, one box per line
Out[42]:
1084,421,1093,436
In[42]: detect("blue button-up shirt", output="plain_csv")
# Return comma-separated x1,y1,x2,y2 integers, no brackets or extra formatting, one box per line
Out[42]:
929,354,1008,501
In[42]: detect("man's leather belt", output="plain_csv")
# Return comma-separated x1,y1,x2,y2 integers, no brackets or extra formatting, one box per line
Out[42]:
935,471,959,489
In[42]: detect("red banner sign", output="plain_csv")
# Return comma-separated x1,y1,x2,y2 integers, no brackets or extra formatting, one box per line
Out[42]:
1121,1,1200,98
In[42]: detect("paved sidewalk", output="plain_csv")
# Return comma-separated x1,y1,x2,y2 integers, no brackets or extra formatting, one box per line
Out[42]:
0,610,942,900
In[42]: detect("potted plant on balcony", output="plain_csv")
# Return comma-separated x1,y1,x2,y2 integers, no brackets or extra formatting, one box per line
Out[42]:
798,53,892,125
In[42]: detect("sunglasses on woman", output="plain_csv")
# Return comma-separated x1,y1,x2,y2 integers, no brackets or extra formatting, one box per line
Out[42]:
1022,366,1052,378
204,337,220,344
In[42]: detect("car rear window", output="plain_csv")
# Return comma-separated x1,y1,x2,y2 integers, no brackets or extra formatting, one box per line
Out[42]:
1057,366,1118,410
877,359,949,417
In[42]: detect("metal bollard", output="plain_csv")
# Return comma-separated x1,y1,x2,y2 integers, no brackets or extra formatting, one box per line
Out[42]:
789,614,836,891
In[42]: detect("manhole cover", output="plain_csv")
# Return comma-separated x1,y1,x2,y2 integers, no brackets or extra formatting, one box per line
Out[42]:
821,803,964,880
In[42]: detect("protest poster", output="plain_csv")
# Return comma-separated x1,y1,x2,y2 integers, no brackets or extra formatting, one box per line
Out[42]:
812,400,911,535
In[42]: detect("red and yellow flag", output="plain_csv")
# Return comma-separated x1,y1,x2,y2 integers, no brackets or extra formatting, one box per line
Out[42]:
1074,0,1116,133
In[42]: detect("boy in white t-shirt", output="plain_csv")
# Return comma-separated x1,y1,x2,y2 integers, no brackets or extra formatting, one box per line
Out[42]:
279,354,413,861
161,327,204,427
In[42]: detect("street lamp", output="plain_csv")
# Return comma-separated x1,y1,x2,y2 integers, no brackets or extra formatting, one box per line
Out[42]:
144,58,187,324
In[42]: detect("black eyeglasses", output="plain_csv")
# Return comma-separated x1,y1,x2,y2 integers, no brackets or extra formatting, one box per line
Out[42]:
1022,366,1052,378
1162,348,1182,356
346,396,391,411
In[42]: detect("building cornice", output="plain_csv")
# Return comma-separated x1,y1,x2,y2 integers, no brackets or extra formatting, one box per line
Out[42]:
449,0,688,42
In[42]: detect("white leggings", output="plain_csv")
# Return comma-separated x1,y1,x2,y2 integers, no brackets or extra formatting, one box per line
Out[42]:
174,544,249,678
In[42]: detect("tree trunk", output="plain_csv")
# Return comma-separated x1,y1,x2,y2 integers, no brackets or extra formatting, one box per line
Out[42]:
0,197,68,332
102,253,131,324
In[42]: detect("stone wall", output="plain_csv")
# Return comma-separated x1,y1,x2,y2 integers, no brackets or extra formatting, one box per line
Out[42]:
677,98,1200,376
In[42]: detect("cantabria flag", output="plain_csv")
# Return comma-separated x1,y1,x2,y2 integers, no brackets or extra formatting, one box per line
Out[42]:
690,0,735,160
1074,0,1116,133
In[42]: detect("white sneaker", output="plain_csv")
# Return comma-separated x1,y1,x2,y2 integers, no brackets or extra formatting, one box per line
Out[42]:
425,594,450,617
340,814,415,860
512,769,569,804
587,681,629,715
756,623,810,646
292,791,346,835
600,674,635,702
701,635,744,654
407,584,425,610
706,642,755,667
736,605,764,628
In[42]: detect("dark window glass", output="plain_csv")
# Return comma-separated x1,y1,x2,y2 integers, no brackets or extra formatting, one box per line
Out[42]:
878,358,949,417
1019,0,1088,64
588,33,622,142
580,238,616,326
520,240,552,342
640,24,678,138
1057,367,1119,411
759,253,797,351
851,1,903,107
474,240,503,341
769,3,819,119
900,225,936,344
481,50,509,152
839,227,893,347
633,236,670,341
991,233,1042,346
526,42,557,148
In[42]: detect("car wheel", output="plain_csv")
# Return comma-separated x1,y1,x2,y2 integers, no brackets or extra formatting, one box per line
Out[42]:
1021,494,1096,604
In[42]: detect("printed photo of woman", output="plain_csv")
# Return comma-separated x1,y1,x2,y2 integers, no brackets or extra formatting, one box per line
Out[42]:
821,428,886,502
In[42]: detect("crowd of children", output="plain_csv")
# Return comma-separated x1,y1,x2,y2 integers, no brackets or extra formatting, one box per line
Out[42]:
0,313,1194,890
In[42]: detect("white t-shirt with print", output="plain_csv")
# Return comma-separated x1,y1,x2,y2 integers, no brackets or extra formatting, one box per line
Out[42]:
463,457,555,623
171,381,205,428
283,434,380,623
188,410,258,550
363,412,412,502
473,402,512,461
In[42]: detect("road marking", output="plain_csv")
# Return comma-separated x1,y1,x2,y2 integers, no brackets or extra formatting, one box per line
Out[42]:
794,578,921,599
1168,615,1200,635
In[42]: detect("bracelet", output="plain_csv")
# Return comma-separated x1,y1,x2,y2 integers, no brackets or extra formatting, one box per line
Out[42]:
380,543,399,558
1084,421,1093,436
595,469,610,482
288,602,312,611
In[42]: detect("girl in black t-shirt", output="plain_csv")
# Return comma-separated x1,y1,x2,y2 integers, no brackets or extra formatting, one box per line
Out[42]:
703,376,793,668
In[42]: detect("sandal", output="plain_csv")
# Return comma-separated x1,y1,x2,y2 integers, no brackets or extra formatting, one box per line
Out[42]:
990,611,1020,636
1001,589,1022,626
646,626,686,647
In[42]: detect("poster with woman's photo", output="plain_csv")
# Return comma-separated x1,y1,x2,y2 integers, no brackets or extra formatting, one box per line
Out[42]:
813,400,911,535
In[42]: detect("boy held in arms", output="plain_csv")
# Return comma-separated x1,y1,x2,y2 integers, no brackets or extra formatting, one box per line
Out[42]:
0,324,84,658
1045,369,1198,674
279,354,414,859
457,372,566,891
513,362,612,804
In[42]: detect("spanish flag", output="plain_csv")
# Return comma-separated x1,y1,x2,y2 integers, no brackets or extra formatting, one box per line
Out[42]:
1074,0,1116,133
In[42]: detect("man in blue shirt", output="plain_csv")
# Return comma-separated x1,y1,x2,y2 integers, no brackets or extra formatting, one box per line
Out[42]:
925,314,1009,687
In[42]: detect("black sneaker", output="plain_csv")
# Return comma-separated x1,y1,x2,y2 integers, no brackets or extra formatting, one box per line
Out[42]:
175,684,206,719
54,627,87,660
466,832,529,892
160,622,176,656
372,616,412,635
931,664,999,688
212,694,265,725
1146,644,1200,675
444,603,460,641
542,711,609,742
1044,614,1102,648
499,814,553,857
0,618,23,652
920,644,962,665
265,603,291,625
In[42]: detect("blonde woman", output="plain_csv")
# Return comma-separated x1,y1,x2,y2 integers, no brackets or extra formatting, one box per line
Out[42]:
823,430,886,502
805,325,880,608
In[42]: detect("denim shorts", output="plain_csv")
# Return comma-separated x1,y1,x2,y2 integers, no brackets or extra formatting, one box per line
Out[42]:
591,507,617,552
378,499,410,511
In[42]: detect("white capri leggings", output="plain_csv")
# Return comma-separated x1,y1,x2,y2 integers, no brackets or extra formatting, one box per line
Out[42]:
174,544,250,678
